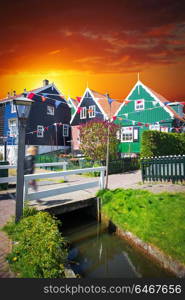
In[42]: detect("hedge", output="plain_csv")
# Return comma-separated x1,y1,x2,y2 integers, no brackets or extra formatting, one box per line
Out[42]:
141,131,185,158
3,207,67,278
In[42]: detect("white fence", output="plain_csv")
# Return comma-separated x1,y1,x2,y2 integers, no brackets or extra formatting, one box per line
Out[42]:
24,167,106,202
0,162,68,184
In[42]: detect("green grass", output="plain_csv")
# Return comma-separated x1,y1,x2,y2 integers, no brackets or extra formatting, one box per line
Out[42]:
97,188,185,264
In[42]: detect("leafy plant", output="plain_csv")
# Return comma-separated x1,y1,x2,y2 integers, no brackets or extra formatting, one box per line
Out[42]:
3,208,67,278
79,119,120,161
141,131,185,157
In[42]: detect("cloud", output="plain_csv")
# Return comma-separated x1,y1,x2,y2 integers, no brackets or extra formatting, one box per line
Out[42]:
48,49,61,55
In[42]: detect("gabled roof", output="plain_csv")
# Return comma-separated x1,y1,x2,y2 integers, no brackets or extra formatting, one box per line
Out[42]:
70,87,121,124
115,80,185,122
89,89,121,119
67,97,78,109
0,82,67,104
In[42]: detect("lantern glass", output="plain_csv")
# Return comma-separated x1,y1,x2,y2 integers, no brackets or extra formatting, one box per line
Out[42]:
13,97,33,120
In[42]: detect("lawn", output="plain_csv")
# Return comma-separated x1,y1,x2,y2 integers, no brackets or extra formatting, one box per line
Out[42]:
97,188,185,264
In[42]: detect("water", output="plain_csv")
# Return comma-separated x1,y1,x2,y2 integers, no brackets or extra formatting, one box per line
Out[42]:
60,210,174,278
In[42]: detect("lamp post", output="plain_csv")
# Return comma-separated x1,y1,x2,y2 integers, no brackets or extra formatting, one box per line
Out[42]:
105,93,112,189
13,96,34,223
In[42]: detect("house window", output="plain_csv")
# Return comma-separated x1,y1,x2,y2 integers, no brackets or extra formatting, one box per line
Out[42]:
37,125,44,138
80,107,87,119
149,124,160,131
135,99,144,111
11,102,16,113
8,119,17,137
47,105,55,115
121,127,133,142
160,127,168,132
63,124,69,137
88,105,96,118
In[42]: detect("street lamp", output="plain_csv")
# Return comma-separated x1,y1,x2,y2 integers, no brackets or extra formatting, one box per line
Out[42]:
13,96,34,222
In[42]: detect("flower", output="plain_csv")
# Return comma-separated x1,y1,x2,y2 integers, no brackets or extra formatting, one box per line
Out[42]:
13,257,17,261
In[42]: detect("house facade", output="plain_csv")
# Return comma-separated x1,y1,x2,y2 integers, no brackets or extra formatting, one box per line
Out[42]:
70,87,121,154
0,80,71,163
114,80,185,157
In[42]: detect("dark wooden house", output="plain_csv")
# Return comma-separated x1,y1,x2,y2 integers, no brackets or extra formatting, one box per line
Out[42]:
0,80,71,163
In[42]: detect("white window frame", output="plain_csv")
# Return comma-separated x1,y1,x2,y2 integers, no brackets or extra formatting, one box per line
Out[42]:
160,127,168,133
11,102,16,113
135,99,145,111
121,127,133,142
63,124,69,137
88,105,96,118
37,125,44,138
47,105,55,116
8,118,17,137
80,107,87,119
149,124,160,131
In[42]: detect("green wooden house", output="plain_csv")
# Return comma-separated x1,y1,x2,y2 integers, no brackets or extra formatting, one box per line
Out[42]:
114,80,185,156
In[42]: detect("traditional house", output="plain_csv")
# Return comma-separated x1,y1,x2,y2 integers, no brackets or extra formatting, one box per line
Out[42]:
0,80,71,163
67,97,78,118
114,80,185,157
70,87,121,154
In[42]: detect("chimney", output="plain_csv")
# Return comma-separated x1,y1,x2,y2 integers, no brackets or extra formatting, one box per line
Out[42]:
43,79,49,87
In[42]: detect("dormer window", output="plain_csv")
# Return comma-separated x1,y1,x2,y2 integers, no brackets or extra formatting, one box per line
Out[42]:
80,107,87,119
135,99,144,111
88,105,96,118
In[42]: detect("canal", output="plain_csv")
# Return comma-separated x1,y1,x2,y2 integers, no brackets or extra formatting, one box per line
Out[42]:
59,208,174,278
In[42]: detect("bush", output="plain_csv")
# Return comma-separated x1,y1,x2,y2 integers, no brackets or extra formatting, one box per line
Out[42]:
3,208,67,278
141,131,185,157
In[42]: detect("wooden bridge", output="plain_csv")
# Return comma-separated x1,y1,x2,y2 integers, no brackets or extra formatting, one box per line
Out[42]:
23,166,106,217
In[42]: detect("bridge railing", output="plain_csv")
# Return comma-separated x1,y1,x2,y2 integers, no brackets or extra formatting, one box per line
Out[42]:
141,155,185,183
0,162,68,184
24,167,106,202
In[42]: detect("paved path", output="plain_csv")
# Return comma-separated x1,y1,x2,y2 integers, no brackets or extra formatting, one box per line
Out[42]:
0,196,15,278
0,169,185,278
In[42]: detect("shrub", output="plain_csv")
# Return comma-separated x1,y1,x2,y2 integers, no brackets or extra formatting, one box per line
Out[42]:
3,209,67,278
79,119,120,161
141,131,185,157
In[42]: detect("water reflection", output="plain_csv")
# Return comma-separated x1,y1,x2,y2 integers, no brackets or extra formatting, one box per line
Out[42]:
60,211,174,278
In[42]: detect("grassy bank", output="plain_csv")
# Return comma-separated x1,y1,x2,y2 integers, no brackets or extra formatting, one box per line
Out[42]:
97,188,185,264
2,206,67,278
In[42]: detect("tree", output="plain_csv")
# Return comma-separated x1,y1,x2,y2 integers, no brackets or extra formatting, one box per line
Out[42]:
79,119,120,161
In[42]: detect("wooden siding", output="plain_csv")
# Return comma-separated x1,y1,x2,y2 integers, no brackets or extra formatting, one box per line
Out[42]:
25,86,71,146
71,92,104,126
115,83,173,154
0,104,5,144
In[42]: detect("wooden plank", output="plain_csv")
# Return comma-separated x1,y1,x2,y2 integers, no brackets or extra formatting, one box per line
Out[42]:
0,176,16,183
26,181,99,201
24,167,106,181
0,162,68,169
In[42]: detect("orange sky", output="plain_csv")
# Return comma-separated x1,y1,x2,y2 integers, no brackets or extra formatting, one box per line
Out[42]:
1,0,185,101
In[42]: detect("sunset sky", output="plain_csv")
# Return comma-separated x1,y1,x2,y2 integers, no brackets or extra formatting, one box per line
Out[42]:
1,0,185,101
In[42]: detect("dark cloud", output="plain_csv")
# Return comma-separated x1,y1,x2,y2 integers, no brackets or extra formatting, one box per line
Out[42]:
0,0,185,75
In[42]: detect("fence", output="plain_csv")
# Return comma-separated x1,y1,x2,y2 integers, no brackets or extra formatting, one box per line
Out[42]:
141,155,185,183
35,151,140,173
24,167,106,202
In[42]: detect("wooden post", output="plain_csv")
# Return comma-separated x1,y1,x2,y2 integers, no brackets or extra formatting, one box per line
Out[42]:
63,162,67,182
99,169,105,190
97,197,101,223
